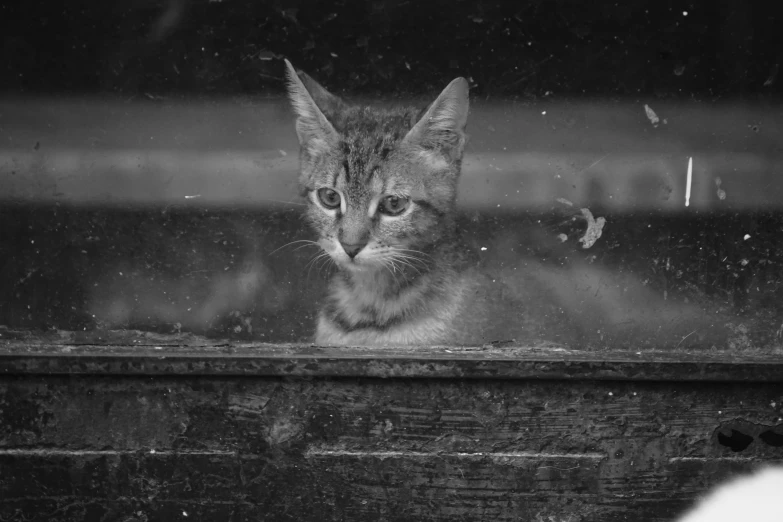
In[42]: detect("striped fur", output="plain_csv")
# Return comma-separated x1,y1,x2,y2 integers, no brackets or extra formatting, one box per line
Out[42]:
284,60,471,346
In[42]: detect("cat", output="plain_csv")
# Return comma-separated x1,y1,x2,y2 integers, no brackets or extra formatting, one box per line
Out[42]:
675,467,783,522
284,60,732,348
284,58,494,346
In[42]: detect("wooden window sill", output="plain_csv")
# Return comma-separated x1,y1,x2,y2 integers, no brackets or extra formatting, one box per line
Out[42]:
1,329,781,381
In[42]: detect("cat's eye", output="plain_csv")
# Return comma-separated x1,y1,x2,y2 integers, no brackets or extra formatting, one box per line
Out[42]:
378,195,410,216
317,188,341,209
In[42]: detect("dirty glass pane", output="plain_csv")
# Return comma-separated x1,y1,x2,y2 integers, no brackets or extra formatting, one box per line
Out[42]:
2,0,781,352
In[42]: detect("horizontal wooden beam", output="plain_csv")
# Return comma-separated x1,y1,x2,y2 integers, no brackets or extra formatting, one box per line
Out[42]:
1,371,781,521
1,330,782,381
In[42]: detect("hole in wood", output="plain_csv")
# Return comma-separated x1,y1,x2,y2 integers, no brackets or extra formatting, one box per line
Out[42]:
759,430,783,447
717,429,754,452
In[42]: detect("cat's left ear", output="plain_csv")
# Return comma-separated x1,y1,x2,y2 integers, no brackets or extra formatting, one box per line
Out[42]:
284,59,340,156
403,77,469,161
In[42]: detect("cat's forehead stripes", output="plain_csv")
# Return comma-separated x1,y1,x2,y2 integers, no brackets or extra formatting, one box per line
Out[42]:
331,109,418,195
339,108,414,159
336,152,411,200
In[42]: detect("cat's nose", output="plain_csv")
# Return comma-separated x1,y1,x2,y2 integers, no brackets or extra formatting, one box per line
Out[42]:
340,241,366,258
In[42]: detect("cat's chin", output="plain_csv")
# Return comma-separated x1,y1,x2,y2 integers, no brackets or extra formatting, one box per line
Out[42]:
335,257,391,277
338,259,376,273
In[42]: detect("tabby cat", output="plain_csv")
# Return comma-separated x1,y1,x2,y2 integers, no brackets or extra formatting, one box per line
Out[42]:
284,59,493,346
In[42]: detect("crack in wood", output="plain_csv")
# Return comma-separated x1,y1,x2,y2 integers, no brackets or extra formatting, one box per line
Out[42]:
0,449,237,456
305,449,607,459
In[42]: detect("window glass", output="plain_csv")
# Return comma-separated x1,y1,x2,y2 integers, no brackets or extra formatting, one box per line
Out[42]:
2,0,781,351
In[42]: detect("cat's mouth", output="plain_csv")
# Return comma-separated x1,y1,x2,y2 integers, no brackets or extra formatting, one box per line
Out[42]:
319,239,375,272
337,251,393,275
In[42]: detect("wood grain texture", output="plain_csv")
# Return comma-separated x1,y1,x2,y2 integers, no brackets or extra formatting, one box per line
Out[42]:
2,331,783,382
1,365,782,521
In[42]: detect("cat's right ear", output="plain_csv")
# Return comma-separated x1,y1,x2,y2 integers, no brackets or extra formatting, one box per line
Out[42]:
284,59,339,156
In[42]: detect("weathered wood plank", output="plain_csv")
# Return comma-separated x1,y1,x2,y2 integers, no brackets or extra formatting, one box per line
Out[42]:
3,377,782,456
0,452,778,521
1,374,781,520
1,334,782,381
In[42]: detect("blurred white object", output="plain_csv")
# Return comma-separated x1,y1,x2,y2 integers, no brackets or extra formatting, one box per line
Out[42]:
644,104,660,126
676,467,783,522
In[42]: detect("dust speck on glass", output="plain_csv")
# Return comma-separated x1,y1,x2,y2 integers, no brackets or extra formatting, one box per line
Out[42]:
1,0,782,352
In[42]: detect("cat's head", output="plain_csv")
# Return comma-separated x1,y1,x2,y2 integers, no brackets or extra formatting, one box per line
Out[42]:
284,59,469,274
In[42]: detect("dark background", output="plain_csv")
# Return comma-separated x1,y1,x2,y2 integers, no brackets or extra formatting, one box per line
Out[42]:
2,0,782,99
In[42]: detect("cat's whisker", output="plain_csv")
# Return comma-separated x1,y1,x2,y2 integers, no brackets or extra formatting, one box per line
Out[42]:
380,260,395,280
393,253,430,266
269,239,320,256
390,256,424,277
292,242,321,253
304,257,319,280
384,259,403,288
304,251,326,269
386,255,425,283
389,259,400,274
317,256,336,279
390,253,431,271
392,248,433,262
306,251,330,279
374,249,427,277
394,248,435,261
402,262,425,277
316,251,339,279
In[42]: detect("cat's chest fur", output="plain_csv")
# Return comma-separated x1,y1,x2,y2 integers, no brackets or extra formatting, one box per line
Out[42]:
315,267,477,345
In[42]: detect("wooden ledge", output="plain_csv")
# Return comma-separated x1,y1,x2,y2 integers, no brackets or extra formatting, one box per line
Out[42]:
0,330,781,382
